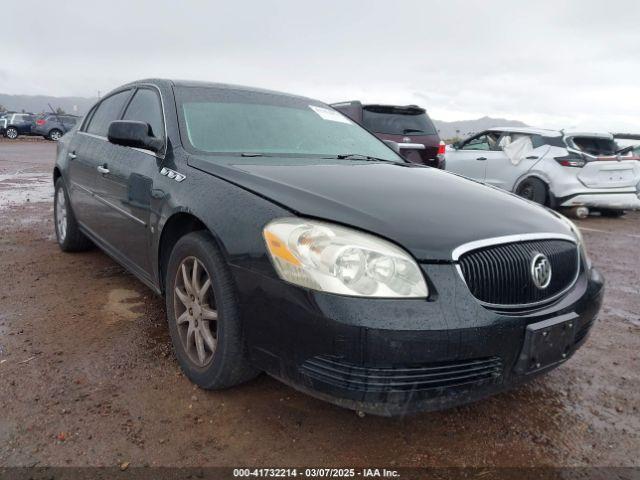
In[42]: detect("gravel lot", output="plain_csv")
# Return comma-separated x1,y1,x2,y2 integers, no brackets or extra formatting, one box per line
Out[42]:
0,140,638,468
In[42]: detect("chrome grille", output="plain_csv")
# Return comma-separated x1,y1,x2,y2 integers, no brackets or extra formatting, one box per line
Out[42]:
457,239,579,307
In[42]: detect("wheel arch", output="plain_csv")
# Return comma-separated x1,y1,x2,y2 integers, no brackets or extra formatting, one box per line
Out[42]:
157,211,227,295
513,172,554,206
53,166,62,185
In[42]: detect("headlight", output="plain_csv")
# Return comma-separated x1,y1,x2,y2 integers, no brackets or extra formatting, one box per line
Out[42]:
263,218,428,298
558,214,591,269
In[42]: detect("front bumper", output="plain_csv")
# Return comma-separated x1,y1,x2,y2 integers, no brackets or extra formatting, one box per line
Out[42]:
559,191,640,210
232,263,604,416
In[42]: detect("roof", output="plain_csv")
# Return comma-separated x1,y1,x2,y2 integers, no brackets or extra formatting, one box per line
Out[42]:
486,126,562,137
120,78,311,101
486,127,613,139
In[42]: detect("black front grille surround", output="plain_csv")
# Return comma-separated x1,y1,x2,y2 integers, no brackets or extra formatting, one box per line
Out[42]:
300,356,503,392
455,236,580,308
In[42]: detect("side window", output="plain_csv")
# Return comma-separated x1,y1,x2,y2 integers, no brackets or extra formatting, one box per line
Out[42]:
122,88,165,139
462,134,491,151
82,106,98,131
86,90,131,137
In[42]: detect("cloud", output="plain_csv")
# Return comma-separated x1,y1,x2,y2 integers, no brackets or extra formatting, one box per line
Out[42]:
3,0,640,131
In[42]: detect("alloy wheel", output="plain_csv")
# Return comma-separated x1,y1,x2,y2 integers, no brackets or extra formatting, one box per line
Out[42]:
50,130,62,141
6,128,18,139
55,188,67,242
173,256,218,367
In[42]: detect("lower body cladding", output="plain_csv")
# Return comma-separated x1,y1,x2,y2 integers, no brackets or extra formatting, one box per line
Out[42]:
231,263,604,416
558,191,640,210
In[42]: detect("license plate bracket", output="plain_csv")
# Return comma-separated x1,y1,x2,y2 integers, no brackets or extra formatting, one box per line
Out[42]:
514,313,578,375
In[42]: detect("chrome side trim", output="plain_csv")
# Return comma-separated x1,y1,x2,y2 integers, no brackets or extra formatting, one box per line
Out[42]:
452,233,581,311
451,233,576,261
70,180,93,195
94,194,147,226
78,131,107,141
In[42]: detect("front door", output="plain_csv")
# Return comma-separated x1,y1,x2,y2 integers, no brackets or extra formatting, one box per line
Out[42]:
446,131,503,182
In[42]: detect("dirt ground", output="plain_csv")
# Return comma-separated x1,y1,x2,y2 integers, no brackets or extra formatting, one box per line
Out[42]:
0,139,638,468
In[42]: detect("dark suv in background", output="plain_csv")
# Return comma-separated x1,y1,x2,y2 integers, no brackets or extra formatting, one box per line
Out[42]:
331,101,445,168
33,113,79,140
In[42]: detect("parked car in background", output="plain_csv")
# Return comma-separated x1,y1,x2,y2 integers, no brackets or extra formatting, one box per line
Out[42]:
331,101,445,168
446,127,640,217
52,79,603,416
0,112,37,139
33,113,79,140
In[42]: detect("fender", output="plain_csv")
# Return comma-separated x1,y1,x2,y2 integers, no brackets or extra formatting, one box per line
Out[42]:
513,170,553,193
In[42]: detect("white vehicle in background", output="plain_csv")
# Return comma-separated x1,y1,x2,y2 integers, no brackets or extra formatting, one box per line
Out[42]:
445,127,640,217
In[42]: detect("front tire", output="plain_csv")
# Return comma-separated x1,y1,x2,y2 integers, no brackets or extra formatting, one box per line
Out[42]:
5,127,18,139
516,178,547,205
165,231,258,390
54,178,93,251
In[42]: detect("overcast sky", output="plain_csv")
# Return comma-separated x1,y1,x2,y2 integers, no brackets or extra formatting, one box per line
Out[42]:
4,0,639,130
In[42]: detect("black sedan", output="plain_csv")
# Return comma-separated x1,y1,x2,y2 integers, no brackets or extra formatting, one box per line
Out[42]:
52,79,604,416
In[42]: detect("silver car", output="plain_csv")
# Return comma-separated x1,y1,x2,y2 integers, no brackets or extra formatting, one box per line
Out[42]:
445,127,640,217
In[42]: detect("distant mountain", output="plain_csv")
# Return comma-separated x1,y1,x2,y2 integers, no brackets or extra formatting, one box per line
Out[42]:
433,116,528,140
0,93,97,116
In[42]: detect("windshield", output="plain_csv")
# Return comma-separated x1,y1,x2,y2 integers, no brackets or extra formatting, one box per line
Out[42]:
176,87,401,161
362,106,437,135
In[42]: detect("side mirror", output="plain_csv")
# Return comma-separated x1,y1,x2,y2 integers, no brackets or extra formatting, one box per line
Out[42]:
383,139,401,153
108,120,163,153
452,141,461,150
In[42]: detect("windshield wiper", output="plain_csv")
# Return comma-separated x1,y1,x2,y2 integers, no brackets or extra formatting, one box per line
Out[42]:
403,128,425,134
241,152,264,157
334,154,392,162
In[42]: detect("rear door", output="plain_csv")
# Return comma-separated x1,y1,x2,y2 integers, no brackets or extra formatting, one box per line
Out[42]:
446,131,503,182
91,86,166,275
68,89,133,234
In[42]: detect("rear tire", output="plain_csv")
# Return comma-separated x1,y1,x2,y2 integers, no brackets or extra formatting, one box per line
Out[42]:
515,178,547,205
48,129,63,141
54,178,93,251
165,231,259,390
600,209,625,218
6,127,18,139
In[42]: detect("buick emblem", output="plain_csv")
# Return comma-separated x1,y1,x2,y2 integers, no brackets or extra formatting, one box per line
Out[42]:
530,253,552,290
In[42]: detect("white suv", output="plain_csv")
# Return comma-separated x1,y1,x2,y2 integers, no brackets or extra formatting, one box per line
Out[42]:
445,127,640,217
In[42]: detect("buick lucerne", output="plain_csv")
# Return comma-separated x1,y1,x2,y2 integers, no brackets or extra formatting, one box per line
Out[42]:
53,79,604,416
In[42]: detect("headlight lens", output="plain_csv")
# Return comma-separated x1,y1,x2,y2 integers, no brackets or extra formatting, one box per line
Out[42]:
263,218,428,298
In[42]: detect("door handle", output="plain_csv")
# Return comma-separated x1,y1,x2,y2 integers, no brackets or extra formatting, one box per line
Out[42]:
97,165,110,174
476,157,487,161
526,156,539,160
68,152,77,159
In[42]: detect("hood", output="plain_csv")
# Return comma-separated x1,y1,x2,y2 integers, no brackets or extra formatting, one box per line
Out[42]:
188,156,572,261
